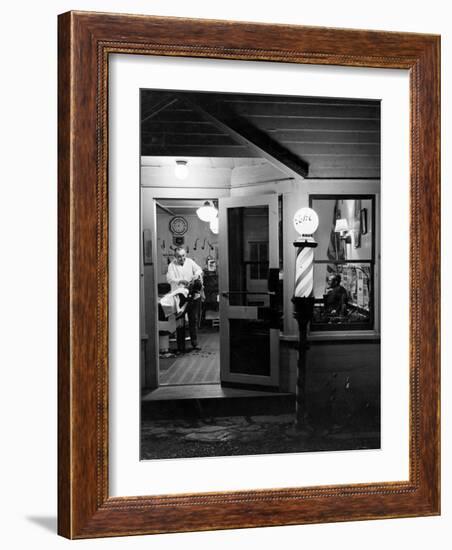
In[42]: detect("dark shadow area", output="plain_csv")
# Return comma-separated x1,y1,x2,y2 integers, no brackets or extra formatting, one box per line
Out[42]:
140,412,380,460
140,340,380,460
26,515,57,533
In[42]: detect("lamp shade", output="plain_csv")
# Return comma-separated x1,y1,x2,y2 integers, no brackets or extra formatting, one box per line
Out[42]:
197,201,217,222
334,218,349,233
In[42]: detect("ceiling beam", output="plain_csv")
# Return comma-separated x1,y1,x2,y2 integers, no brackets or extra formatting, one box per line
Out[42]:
140,145,254,158
155,201,176,216
183,95,309,179
141,94,179,124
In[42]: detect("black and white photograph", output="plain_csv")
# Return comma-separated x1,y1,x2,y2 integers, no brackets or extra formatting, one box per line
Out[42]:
139,89,381,460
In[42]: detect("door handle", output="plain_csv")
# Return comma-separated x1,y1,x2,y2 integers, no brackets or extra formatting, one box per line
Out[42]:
221,292,229,298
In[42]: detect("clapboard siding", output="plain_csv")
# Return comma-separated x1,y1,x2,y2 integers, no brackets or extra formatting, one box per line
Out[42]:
269,130,380,143
228,103,380,119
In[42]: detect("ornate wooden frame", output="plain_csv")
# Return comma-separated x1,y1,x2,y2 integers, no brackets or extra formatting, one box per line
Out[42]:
58,11,440,538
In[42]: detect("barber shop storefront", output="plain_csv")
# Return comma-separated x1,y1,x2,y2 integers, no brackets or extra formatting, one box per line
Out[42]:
139,90,380,458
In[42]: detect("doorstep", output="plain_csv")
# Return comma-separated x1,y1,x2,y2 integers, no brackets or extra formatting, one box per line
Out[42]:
141,384,294,419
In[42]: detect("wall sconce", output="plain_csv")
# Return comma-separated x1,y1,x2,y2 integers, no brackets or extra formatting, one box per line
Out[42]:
334,218,352,244
174,159,189,180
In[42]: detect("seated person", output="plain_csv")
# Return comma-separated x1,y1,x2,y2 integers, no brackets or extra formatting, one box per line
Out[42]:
166,246,203,352
158,284,189,357
324,274,348,316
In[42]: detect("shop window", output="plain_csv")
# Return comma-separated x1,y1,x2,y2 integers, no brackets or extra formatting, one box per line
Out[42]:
309,196,376,331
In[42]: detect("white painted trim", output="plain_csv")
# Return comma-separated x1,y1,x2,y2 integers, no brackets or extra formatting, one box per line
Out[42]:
142,187,227,389
140,187,230,199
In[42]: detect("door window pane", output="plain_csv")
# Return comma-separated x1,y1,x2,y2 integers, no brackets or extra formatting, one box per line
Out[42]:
227,206,269,307
249,241,269,280
229,319,271,376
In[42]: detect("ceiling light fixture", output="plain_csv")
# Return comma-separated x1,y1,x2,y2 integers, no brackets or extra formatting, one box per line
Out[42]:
174,160,189,180
196,200,217,222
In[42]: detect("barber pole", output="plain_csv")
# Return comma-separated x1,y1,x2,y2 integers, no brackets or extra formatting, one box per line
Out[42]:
291,207,319,430
294,246,314,298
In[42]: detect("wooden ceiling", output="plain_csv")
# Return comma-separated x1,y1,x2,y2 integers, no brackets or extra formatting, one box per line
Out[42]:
141,90,380,179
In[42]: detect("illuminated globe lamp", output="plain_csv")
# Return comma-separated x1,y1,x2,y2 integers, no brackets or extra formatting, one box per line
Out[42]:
209,215,219,235
196,200,217,222
291,207,319,431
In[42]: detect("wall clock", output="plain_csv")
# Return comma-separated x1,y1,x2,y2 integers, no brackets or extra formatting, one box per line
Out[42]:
169,216,188,235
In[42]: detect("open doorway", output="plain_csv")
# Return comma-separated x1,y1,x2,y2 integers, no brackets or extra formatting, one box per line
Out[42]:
155,198,220,386
142,191,282,393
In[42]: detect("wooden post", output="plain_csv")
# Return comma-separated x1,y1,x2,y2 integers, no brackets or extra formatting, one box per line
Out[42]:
292,236,317,429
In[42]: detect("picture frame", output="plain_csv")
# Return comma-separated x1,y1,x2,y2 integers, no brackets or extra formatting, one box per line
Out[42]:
58,11,440,539
143,229,153,265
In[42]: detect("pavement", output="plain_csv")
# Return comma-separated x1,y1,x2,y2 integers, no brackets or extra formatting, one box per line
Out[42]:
140,412,380,460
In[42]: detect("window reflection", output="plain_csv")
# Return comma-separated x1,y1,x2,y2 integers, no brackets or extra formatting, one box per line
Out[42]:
313,198,373,262
310,197,375,331
312,263,372,329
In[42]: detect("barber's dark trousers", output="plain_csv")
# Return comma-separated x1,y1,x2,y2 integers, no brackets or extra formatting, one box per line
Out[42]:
176,298,200,351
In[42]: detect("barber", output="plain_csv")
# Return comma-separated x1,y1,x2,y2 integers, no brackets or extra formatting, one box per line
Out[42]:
166,247,203,351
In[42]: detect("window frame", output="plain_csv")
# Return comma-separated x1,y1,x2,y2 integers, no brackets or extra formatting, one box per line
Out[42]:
248,240,269,280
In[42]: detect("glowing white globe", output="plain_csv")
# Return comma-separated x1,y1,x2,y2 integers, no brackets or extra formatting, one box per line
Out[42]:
197,201,217,222
293,207,319,235
210,216,219,234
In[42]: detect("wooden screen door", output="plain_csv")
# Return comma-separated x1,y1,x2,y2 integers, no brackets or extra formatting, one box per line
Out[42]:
218,194,280,388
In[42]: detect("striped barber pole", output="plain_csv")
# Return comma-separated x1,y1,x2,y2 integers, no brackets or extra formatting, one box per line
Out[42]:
294,246,314,298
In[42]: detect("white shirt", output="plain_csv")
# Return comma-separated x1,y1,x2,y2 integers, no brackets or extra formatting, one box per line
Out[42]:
159,287,189,317
166,257,203,292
